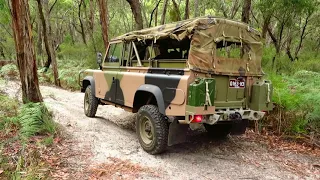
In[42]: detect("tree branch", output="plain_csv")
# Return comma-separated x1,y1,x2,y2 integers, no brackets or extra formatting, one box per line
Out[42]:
294,12,312,60
0,23,13,37
230,0,240,19
149,0,162,27
171,0,181,21
49,0,58,14
267,26,278,51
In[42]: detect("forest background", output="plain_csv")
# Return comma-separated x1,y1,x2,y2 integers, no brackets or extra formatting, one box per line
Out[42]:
0,0,319,155
0,0,319,178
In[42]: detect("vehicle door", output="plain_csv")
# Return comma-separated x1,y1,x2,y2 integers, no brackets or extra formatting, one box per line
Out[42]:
102,42,122,103
214,41,246,109
114,42,131,105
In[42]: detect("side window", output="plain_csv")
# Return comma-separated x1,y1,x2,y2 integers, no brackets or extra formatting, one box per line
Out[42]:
145,45,158,60
121,43,131,66
105,43,122,64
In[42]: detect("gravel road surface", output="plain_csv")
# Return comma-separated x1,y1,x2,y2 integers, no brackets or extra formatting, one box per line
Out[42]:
1,81,319,179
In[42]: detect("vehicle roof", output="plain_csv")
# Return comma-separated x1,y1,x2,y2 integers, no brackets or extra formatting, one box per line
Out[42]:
110,16,263,76
111,16,262,43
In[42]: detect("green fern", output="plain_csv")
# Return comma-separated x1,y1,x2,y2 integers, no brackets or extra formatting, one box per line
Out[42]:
17,103,56,139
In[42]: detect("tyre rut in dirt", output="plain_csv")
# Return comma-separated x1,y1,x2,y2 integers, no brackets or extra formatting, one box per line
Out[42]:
84,85,99,117
136,105,168,154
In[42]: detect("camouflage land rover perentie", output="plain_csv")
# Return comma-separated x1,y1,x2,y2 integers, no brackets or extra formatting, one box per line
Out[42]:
79,16,273,154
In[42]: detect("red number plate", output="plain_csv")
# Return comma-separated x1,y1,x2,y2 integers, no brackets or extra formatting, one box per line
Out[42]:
229,79,245,88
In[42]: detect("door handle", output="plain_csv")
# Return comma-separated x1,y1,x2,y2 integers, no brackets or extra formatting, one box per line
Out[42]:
112,77,115,83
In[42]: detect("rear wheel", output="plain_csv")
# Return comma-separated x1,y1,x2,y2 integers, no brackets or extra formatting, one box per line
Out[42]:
136,105,168,154
204,123,232,138
84,85,99,117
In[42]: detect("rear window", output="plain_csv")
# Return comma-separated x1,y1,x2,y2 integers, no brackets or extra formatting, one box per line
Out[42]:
216,41,249,59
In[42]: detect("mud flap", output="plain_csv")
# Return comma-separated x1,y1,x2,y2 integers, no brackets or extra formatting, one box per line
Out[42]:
230,120,248,135
168,119,189,146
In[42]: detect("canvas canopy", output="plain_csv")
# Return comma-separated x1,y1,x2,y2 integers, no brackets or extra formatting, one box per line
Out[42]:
113,16,264,76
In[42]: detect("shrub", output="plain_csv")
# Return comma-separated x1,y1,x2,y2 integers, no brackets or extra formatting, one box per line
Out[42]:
0,64,18,79
0,94,19,118
0,94,19,131
265,70,320,135
57,43,97,68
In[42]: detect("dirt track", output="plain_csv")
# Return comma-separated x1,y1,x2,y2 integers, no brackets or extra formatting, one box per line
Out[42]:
1,81,319,179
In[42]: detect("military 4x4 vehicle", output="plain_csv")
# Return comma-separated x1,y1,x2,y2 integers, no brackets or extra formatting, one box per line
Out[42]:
80,16,273,154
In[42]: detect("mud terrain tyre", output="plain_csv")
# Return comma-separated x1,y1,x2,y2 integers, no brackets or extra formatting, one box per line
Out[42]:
136,105,168,154
84,85,99,117
204,123,232,138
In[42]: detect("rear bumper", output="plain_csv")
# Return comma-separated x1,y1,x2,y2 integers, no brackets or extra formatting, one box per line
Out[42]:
183,107,265,125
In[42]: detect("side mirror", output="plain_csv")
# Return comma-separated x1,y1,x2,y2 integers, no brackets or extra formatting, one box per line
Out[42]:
97,52,102,65
96,52,102,69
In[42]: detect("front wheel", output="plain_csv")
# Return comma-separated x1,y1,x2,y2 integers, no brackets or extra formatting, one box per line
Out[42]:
136,105,168,154
84,85,99,117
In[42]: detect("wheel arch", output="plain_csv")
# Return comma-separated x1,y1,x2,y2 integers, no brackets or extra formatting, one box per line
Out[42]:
81,76,95,95
133,85,165,115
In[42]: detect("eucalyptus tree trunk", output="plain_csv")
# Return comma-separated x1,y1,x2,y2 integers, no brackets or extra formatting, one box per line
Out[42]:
194,0,199,17
241,0,251,24
126,0,143,30
184,0,189,20
89,0,95,30
0,44,5,59
78,0,87,45
89,0,97,52
171,0,181,21
154,6,158,26
160,0,169,25
97,0,109,50
11,0,43,103
36,20,44,67
36,0,60,87
241,0,251,57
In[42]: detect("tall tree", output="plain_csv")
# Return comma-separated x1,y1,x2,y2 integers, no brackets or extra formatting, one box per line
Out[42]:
78,0,87,45
171,0,181,21
36,0,60,86
11,0,43,103
184,0,190,20
160,0,169,24
88,0,97,52
214,0,241,19
194,0,199,17
98,0,109,49
241,0,251,24
126,0,143,30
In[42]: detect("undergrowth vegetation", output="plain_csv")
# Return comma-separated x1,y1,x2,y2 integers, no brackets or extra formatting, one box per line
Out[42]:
0,63,18,80
38,41,99,90
0,93,57,179
16,103,56,139
262,47,320,138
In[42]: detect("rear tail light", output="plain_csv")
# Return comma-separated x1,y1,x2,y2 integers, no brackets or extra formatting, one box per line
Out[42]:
190,115,203,123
